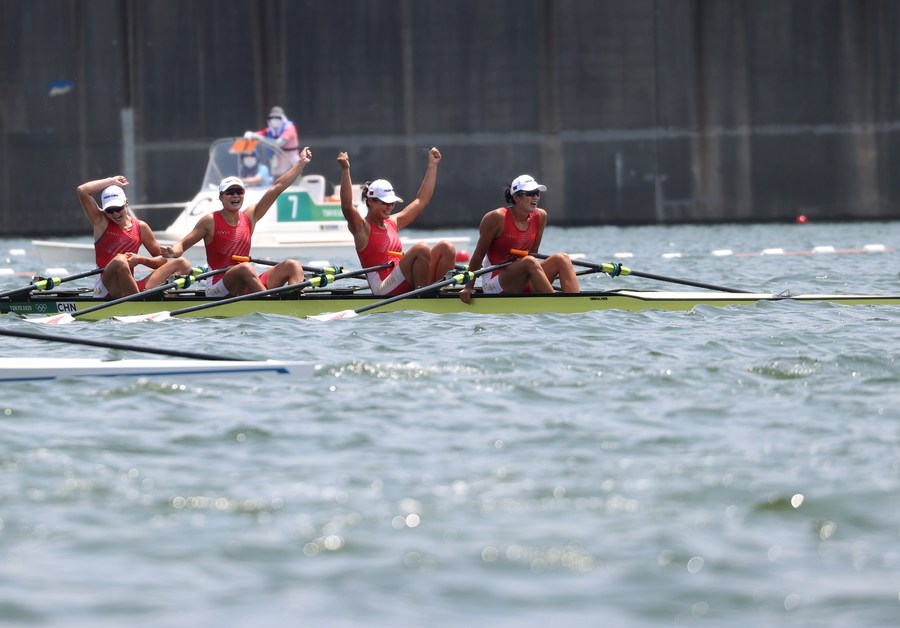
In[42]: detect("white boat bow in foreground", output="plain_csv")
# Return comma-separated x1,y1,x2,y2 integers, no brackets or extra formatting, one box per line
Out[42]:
0,358,315,382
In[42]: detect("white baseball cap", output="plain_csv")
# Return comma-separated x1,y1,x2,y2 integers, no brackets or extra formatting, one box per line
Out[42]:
510,174,547,195
366,179,403,204
100,186,127,210
218,176,246,193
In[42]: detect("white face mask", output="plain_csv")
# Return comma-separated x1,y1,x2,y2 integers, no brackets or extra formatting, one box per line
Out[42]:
268,117,283,133
242,156,258,168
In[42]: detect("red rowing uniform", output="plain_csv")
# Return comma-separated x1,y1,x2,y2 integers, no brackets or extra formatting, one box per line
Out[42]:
205,210,267,288
485,207,538,278
94,216,142,268
357,219,410,295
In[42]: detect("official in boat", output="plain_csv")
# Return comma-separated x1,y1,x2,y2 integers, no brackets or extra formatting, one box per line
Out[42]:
161,148,313,297
239,149,271,188
459,174,579,304
76,176,192,298
337,148,456,296
246,106,300,177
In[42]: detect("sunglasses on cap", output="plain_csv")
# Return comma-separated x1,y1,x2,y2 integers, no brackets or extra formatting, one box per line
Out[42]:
104,206,126,214
222,188,245,196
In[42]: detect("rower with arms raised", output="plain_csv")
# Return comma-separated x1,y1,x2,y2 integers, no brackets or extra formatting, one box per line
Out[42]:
76,175,192,298
336,148,456,296
161,148,313,296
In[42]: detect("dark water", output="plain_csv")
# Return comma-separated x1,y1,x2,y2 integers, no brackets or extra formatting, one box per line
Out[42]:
1,223,899,626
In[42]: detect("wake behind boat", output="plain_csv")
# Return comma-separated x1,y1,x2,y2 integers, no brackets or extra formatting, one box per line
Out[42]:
0,357,315,382
33,135,469,266
4,286,900,320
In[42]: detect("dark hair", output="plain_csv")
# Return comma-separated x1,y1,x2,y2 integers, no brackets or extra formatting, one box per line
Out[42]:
503,182,514,204
360,181,373,205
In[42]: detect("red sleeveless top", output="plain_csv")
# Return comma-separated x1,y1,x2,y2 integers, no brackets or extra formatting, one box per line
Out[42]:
206,211,252,284
357,219,401,282
486,208,538,274
94,217,142,269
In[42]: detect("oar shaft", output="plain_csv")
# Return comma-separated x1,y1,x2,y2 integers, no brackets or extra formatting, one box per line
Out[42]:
532,253,750,294
0,267,105,299
0,328,244,361
71,267,221,317
166,263,394,316
352,261,513,315
625,269,752,293
231,255,338,275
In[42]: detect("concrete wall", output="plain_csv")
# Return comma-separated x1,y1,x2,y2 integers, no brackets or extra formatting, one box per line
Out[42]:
2,0,900,236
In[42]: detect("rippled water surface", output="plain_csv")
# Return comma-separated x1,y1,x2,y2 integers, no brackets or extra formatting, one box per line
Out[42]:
1,223,899,626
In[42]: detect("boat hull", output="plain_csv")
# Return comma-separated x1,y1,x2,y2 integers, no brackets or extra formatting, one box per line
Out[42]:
4,289,900,320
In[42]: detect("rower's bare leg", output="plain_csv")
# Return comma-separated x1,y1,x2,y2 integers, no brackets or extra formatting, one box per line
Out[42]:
399,243,432,288
223,263,265,295
499,256,554,293
540,254,579,292
428,240,457,282
103,255,139,298
267,259,304,288
145,257,192,290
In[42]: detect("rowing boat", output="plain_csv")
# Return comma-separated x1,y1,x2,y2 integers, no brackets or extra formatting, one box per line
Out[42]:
3,287,900,320
0,358,315,382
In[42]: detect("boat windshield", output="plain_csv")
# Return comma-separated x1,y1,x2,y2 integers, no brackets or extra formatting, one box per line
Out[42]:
202,136,288,191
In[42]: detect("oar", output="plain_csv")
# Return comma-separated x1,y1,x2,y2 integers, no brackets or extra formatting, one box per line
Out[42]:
114,262,395,322
0,267,105,299
0,327,244,361
30,265,223,325
310,261,514,321
531,253,752,293
230,255,344,276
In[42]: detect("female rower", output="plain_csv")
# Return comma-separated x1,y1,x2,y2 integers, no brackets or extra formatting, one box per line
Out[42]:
76,175,192,298
336,148,456,295
458,174,578,304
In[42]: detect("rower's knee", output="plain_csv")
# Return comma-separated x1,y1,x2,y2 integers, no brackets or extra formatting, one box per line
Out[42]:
407,242,431,258
106,256,130,273
171,257,192,274
432,240,455,257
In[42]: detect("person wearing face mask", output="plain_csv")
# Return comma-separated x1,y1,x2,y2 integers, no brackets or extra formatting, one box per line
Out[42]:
247,106,300,177
239,149,271,187
76,175,192,298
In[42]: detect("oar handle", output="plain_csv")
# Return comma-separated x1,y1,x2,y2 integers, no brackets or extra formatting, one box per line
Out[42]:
532,253,751,294
0,267,105,299
167,263,395,317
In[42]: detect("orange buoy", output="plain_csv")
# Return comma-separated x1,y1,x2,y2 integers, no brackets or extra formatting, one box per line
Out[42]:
455,250,470,263
795,215,808,224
